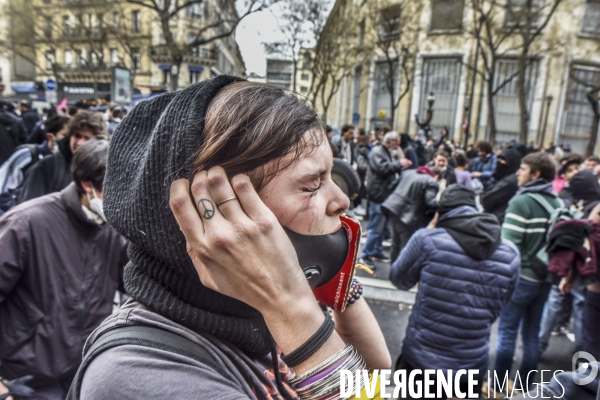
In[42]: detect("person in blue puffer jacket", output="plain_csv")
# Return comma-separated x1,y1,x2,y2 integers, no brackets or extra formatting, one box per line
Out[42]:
390,184,520,397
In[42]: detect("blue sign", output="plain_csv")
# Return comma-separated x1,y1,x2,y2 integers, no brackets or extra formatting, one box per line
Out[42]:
352,113,360,124
12,81,36,93
44,78,57,91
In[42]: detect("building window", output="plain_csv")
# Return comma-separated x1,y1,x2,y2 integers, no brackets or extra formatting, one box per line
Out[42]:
559,65,600,153
64,50,72,66
190,70,201,84
85,13,92,31
504,0,541,28
302,62,310,69
163,69,170,86
378,4,401,41
187,3,202,19
300,86,308,93
430,0,464,31
111,48,119,65
301,73,309,81
492,58,538,142
132,10,141,34
131,48,141,70
112,11,120,30
63,16,71,36
371,60,398,126
44,16,52,38
581,0,600,37
419,58,462,137
45,51,55,70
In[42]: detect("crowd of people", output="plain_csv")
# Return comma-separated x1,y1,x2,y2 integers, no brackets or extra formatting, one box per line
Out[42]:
0,77,599,400
333,123,600,398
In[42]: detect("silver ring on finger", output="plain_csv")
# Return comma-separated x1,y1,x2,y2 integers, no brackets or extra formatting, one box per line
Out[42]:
217,196,238,207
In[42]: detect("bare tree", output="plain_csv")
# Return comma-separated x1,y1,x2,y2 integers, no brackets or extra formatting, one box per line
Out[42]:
309,0,368,121
465,0,562,144
126,0,274,91
262,0,310,93
505,0,564,143
570,73,600,156
367,0,422,128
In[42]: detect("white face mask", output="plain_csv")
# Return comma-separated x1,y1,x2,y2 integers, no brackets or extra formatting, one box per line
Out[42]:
86,188,106,222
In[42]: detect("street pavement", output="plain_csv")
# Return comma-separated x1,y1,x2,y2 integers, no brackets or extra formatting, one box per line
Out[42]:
351,212,575,395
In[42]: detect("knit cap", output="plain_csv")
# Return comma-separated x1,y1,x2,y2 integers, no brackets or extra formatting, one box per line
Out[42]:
103,76,272,357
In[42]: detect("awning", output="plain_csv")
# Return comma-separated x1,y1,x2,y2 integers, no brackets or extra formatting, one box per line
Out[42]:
11,82,36,93
158,64,172,71
188,65,204,73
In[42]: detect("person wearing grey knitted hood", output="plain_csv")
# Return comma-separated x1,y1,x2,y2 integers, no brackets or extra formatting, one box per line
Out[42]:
74,76,390,400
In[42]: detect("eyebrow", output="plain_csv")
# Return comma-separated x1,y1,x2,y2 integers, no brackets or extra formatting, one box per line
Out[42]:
298,169,327,182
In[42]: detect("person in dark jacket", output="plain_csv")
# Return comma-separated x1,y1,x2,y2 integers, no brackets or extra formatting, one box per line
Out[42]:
19,101,40,137
17,110,107,203
0,102,26,165
399,133,419,169
339,124,356,165
0,140,128,400
382,165,440,261
107,105,124,136
390,184,520,397
361,131,411,264
353,134,370,213
471,141,497,189
481,148,522,224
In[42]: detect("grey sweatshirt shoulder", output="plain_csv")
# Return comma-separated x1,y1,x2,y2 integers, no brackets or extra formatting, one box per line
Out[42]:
80,301,274,400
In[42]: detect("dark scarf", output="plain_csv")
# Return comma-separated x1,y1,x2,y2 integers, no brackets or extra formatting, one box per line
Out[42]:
103,76,273,358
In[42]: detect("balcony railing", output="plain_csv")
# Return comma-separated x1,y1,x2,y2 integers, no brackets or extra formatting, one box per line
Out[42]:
53,63,112,73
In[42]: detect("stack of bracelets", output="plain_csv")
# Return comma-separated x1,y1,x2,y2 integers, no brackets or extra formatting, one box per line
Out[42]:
281,279,367,399
289,345,367,399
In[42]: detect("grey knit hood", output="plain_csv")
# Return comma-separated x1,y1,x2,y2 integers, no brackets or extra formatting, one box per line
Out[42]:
103,76,272,357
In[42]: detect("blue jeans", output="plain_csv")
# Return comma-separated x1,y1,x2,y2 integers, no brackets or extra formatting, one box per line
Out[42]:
493,278,551,387
539,281,585,353
361,202,387,258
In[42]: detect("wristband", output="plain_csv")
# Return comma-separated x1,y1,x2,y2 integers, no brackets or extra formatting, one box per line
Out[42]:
345,279,363,307
282,312,335,368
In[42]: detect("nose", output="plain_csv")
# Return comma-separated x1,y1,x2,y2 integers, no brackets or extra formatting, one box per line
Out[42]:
327,181,351,216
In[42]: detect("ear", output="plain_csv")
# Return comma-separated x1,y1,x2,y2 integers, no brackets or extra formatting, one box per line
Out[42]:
80,181,93,194
531,169,542,180
46,133,54,142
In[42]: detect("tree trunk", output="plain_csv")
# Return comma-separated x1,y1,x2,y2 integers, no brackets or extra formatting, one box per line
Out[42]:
487,77,497,144
586,113,600,156
517,54,529,144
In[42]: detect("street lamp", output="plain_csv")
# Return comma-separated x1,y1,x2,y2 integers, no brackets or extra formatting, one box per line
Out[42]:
540,95,553,150
416,92,435,142
427,92,436,112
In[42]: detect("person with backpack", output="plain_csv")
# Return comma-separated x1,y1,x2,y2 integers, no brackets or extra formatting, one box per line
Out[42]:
538,169,600,355
0,116,70,215
490,152,562,394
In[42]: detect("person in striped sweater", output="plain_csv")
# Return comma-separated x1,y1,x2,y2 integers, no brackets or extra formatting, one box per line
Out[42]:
492,152,561,394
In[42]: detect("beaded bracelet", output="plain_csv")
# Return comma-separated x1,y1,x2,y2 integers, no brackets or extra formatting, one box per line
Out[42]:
345,278,363,307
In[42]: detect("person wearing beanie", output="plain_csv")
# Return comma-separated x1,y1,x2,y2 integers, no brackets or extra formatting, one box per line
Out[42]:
381,164,440,261
74,77,390,400
0,140,128,400
390,184,519,397
17,110,107,204
480,148,522,224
